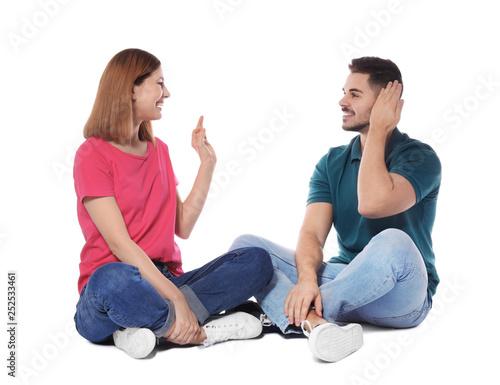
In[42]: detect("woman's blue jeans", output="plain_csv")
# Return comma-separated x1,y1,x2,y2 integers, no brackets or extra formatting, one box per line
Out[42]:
74,247,272,342
230,229,432,334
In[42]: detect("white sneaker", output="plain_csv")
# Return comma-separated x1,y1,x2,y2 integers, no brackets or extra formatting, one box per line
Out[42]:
202,312,263,347
302,321,363,362
112,328,156,359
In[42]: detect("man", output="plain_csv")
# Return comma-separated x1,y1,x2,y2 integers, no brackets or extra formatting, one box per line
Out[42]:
230,57,441,362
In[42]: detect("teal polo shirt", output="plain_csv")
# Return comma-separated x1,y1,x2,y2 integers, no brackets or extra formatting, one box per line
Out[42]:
307,128,441,297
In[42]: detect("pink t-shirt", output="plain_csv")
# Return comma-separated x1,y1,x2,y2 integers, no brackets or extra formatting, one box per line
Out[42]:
73,136,183,293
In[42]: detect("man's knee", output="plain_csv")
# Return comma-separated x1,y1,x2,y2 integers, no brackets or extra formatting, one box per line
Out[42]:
377,228,412,242
231,234,265,250
374,228,417,253
364,228,423,270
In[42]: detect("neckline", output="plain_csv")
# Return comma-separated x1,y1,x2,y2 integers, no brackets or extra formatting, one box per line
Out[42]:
349,127,404,162
100,138,152,159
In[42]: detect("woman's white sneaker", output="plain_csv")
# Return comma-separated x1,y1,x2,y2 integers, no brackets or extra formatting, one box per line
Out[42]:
302,321,363,362
203,312,263,347
112,328,156,359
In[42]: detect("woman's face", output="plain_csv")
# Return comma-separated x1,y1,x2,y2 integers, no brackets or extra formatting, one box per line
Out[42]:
132,66,170,125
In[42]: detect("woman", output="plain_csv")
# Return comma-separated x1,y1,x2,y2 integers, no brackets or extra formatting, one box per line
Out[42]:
73,48,273,358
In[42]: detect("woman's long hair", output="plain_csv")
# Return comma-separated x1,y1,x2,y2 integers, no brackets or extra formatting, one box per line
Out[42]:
84,48,161,146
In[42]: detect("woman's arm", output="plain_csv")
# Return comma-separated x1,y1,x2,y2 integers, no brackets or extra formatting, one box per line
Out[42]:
83,195,201,344
175,116,217,239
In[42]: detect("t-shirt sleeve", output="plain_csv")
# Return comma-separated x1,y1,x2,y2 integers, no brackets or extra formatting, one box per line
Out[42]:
156,137,179,187
307,153,332,205
73,140,115,203
389,142,441,203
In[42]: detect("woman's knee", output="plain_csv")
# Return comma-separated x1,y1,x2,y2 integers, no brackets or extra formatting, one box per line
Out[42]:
239,246,274,283
86,262,140,296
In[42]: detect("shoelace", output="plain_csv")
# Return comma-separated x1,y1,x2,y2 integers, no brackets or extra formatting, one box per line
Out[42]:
203,323,241,347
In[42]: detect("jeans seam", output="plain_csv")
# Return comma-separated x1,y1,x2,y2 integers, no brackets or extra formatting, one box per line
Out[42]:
340,266,429,319
342,265,426,314
403,263,428,284
184,250,242,289
371,304,431,327
317,265,340,280
86,291,132,328
372,308,423,322
270,252,295,269
339,273,394,314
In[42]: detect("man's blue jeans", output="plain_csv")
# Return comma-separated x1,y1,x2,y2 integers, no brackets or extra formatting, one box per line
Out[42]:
74,247,272,342
230,229,431,334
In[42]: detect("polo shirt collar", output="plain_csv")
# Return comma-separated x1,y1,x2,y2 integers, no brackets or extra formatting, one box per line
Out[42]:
350,127,404,162
350,135,362,162
385,127,404,158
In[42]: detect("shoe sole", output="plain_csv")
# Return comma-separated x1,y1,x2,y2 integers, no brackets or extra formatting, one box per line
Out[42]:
308,323,363,362
113,328,156,359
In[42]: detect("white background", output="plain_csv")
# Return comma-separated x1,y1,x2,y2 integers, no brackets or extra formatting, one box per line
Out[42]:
1,0,498,384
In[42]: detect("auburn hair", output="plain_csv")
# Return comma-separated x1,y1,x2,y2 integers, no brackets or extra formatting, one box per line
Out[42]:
83,48,161,146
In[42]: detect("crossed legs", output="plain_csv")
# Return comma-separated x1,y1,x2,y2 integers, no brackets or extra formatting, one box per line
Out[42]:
230,229,431,334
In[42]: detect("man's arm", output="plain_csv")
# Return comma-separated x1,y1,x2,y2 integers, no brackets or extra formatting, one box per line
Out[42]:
284,202,333,326
358,81,416,219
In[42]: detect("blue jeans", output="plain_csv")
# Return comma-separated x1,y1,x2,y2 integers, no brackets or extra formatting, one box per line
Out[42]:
74,247,272,342
230,229,431,334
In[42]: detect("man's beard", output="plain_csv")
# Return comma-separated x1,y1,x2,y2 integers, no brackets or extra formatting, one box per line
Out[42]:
341,107,371,134
342,121,369,133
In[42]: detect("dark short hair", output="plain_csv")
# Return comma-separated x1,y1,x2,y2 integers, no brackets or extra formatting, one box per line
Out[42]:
349,57,403,96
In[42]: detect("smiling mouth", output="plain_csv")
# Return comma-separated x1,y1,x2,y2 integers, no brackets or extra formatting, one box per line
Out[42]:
342,108,354,118
156,102,164,109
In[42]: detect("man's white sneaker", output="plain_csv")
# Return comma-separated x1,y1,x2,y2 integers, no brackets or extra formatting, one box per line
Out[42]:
302,321,363,362
203,311,262,347
112,328,156,359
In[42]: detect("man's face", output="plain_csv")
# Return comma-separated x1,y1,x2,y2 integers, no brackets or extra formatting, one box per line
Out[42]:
339,73,378,134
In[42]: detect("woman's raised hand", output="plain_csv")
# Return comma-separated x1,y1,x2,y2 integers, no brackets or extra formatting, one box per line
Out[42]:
191,116,217,167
